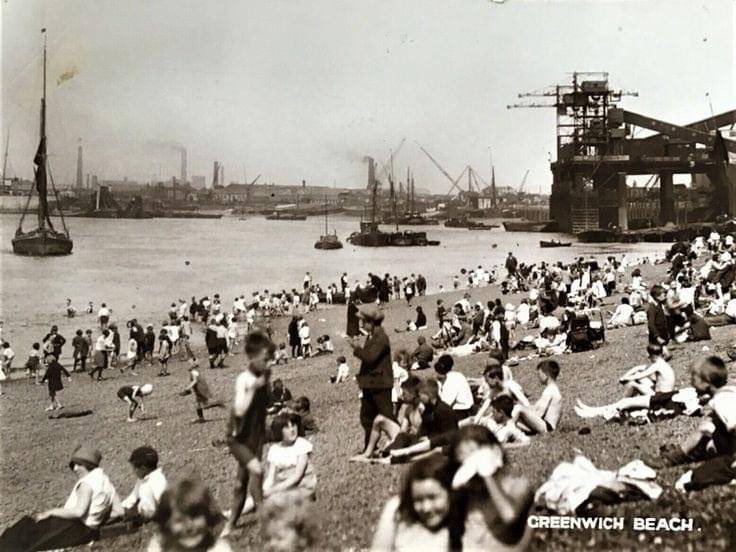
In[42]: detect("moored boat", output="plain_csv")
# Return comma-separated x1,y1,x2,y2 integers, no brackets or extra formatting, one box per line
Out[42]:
12,29,73,257
540,239,572,248
503,220,553,232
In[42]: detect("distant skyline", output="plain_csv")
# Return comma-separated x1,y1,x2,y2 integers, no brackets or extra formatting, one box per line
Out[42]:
2,0,734,192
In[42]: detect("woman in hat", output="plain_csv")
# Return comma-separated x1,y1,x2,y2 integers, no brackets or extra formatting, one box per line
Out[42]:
0,446,121,550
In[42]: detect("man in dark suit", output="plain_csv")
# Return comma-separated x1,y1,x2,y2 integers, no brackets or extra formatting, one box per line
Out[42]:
346,304,394,450
646,284,670,345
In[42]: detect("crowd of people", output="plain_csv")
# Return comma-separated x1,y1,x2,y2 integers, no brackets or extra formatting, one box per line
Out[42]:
3,229,736,551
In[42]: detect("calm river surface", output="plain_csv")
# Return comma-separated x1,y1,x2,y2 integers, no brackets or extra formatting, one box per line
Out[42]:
0,213,668,352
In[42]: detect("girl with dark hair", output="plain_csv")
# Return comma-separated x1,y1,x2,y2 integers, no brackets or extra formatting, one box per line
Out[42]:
370,453,454,551
447,425,533,551
148,478,231,551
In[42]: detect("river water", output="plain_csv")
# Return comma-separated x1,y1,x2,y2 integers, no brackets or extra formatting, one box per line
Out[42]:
0,213,668,353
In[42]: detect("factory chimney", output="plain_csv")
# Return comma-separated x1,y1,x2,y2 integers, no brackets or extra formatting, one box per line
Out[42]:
212,161,220,188
180,148,187,185
76,140,83,189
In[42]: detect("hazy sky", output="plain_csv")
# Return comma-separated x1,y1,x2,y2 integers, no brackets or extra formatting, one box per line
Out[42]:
2,0,733,192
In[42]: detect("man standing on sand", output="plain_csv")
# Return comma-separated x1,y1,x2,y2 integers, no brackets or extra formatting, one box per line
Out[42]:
505,252,518,277
346,304,394,452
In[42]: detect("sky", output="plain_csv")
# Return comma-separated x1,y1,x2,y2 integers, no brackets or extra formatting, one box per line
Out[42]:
1,0,734,192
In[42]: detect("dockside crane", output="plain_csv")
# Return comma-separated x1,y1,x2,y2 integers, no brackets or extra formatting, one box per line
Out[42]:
518,169,530,193
415,141,469,199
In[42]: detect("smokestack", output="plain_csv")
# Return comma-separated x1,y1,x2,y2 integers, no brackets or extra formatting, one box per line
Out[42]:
180,148,187,185
212,161,219,188
220,165,224,187
86,173,90,189
302,179,306,188
367,157,375,191
76,140,83,188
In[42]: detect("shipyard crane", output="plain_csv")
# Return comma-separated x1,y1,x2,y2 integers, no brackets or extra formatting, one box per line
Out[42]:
415,141,468,198
518,169,530,193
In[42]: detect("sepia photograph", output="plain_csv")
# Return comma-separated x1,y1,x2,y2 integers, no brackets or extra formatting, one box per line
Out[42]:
1,0,735,550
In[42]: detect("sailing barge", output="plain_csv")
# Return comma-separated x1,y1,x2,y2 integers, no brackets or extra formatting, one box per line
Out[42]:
13,29,73,256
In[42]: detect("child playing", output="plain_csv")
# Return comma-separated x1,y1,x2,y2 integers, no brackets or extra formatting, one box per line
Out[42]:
147,478,232,552
512,360,562,435
617,344,675,398
181,361,224,423
1,342,15,377
330,355,350,384
122,336,139,376
25,342,41,385
222,329,275,537
472,360,530,425
117,383,153,422
121,446,168,522
41,354,71,411
273,343,289,365
314,335,334,356
156,329,172,377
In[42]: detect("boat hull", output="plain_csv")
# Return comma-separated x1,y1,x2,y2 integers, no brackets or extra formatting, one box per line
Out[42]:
503,221,552,232
540,241,572,248
12,230,73,256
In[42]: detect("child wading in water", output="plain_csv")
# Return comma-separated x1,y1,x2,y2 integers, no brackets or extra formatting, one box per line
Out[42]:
222,330,275,537
181,360,224,423
117,383,153,422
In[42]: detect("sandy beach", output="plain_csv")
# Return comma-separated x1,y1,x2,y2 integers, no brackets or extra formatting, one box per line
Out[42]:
3,252,736,551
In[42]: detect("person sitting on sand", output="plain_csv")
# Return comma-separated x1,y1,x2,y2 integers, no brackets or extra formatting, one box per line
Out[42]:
607,296,634,328
574,356,723,432
117,383,153,422
434,354,474,420
264,412,317,501
0,446,122,552
121,446,168,523
617,344,674,398
314,334,334,356
350,376,423,462
267,379,293,415
511,359,562,435
330,356,350,384
410,336,434,370
481,395,530,446
388,379,459,462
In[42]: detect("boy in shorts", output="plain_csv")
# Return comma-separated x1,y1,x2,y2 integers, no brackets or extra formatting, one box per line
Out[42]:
181,360,224,423
222,330,275,537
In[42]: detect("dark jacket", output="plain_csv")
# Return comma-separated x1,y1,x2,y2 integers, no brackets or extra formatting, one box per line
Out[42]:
353,326,393,390
646,301,670,344
42,360,70,393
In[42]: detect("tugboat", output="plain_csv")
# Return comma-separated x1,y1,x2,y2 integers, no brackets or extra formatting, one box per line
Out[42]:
540,239,572,248
314,200,343,250
12,29,73,256
347,158,439,247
